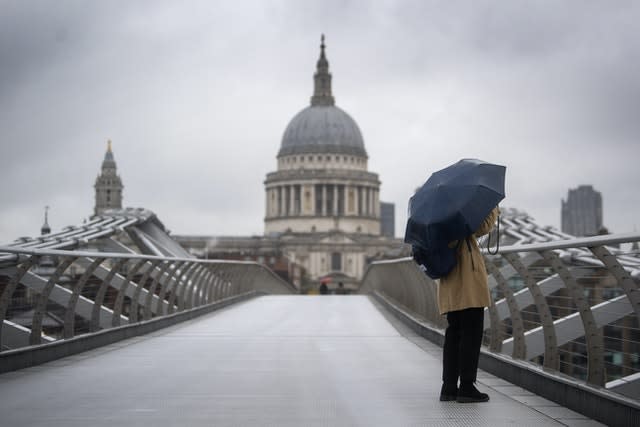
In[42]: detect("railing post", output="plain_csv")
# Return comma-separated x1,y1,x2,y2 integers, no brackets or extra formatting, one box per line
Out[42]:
484,258,525,357
542,250,605,386
590,245,640,322
203,266,216,303
64,257,104,338
205,266,219,302
0,258,35,351
144,261,172,320
91,258,127,332
129,259,161,323
158,261,186,315
180,263,203,310
112,259,147,326
504,253,559,369
170,262,196,312
30,256,76,344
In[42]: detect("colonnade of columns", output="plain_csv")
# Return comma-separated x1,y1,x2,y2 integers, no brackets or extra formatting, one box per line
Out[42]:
267,183,379,218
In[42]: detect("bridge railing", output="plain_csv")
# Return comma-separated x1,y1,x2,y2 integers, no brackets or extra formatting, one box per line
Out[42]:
360,232,640,397
0,245,295,353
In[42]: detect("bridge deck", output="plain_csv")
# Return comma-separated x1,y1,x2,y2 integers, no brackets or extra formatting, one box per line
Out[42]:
0,295,603,426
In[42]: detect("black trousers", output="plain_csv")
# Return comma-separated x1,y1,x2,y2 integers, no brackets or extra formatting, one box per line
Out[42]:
442,307,484,385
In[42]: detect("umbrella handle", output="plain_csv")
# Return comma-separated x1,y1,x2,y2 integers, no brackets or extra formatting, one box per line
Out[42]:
487,215,500,255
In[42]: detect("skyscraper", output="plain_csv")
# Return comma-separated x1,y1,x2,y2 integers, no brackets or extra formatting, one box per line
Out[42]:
380,202,395,238
94,140,123,216
561,185,603,236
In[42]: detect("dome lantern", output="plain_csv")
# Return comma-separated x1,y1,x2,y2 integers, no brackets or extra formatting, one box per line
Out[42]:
278,35,367,158
310,34,335,107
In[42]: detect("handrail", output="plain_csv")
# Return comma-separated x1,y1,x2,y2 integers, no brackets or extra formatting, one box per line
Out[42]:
484,231,640,255
359,231,640,400
0,245,261,264
0,246,295,353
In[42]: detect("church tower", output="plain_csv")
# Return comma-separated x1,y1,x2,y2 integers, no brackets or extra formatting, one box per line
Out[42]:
94,140,123,215
41,206,51,235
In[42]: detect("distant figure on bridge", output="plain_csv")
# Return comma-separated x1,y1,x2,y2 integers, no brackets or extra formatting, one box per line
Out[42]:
319,282,329,295
439,207,499,403
335,282,347,295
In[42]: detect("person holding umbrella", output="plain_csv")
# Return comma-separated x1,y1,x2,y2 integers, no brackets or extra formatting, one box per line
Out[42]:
438,206,498,403
405,159,505,403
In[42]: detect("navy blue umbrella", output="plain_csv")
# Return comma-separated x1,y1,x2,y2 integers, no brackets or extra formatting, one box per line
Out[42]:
404,159,506,250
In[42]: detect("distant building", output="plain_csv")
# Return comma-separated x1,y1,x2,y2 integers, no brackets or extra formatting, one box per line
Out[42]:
94,140,123,216
264,35,381,237
261,35,403,288
380,202,395,238
177,36,405,291
561,185,603,236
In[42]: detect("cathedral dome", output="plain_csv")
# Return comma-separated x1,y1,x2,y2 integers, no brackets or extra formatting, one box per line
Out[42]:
279,105,366,157
277,35,367,159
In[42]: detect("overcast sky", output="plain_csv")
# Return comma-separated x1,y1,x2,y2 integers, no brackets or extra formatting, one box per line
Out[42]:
1,0,639,243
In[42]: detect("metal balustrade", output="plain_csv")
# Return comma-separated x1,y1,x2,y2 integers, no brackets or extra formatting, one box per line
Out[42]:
359,232,640,399
0,245,295,353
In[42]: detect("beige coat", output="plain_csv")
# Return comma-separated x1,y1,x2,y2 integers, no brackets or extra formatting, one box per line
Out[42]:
437,207,499,315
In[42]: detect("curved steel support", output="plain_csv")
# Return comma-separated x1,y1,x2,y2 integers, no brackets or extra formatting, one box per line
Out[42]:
0,258,35,351
129,259,160,323
112,259,147,326
178,263,204,311
64,258,104,338
542,250,605,386
505,252,559,369
485,258,525,357
91,258,127,332
218,270,233,299
201,267,214,304
197,267,214,305
157,261,186,315
30,256,76,344
590,245,640,322
187,264,209,309
211,266,224,301
169,262,197,313
219,270,231,300
144,261,172,321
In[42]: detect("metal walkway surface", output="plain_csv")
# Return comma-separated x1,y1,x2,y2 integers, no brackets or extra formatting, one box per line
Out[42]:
0,296,603,426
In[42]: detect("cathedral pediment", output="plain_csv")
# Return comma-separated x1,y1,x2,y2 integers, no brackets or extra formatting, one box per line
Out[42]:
318,232,357,245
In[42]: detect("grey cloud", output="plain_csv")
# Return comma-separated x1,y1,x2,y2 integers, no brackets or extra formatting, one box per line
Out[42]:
1,1,639,242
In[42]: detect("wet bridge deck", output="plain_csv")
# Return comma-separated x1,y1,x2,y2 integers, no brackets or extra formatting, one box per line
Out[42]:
0,295,603,426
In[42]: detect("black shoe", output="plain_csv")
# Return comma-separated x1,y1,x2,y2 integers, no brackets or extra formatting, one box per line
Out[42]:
456,383,489,403
439,383,458,401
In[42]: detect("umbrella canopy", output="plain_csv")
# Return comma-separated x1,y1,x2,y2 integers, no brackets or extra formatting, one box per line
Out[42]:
404,159,505,249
